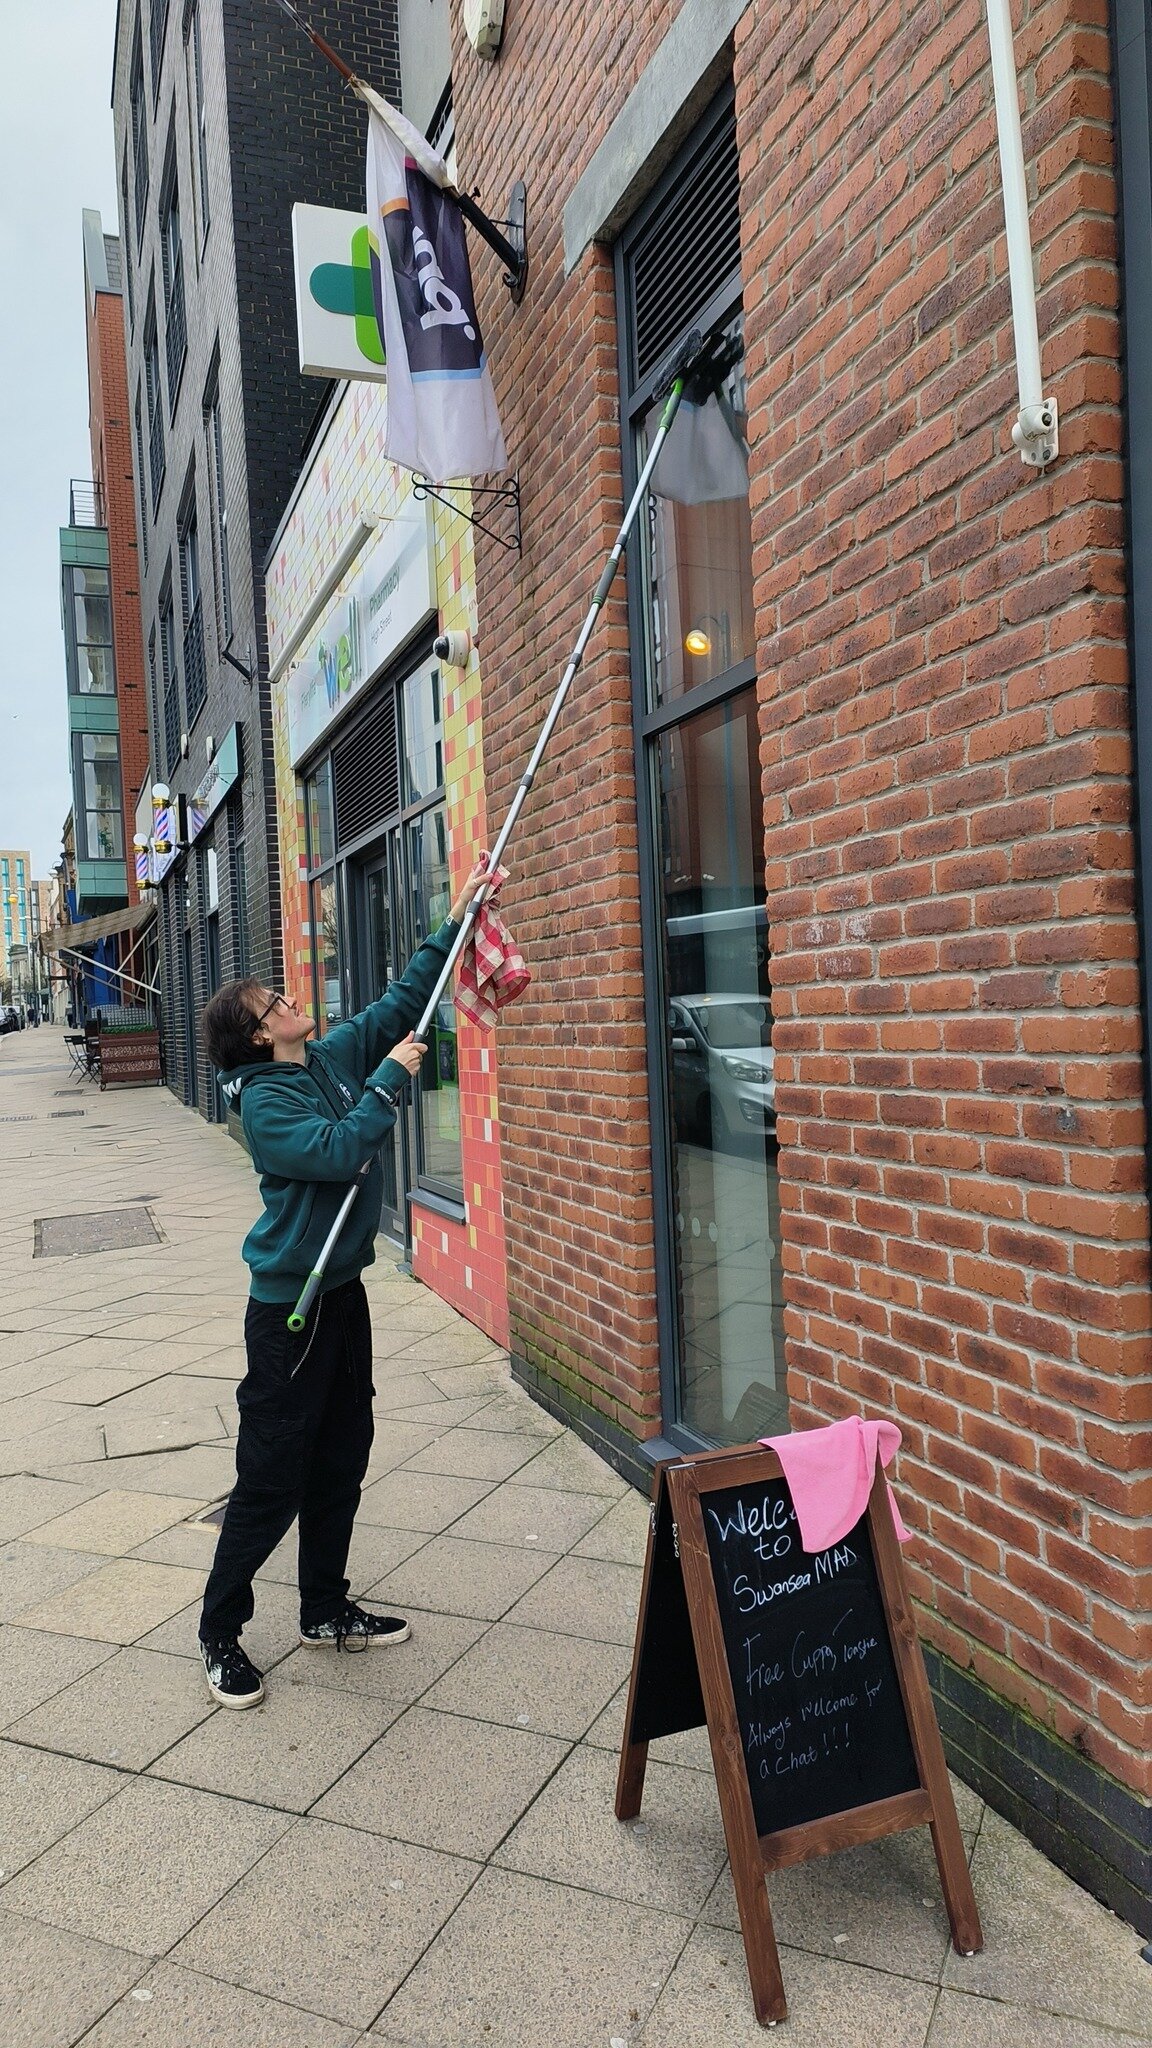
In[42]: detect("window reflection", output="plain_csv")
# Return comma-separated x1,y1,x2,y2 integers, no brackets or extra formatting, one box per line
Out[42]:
306,767,334,869
311,874,341,1026
403,662,444,803
71,567,116,695
407,803,462,1197
80,733,124,860
644,315,754,707
656,685,785,1442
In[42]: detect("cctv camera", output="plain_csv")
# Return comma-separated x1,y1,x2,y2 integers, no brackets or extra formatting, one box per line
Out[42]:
433,629,473,669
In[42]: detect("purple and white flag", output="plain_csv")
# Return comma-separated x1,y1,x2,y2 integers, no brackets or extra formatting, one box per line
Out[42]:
360,84,506,483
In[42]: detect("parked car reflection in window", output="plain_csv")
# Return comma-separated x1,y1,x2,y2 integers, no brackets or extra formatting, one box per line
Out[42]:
669,994,774,1144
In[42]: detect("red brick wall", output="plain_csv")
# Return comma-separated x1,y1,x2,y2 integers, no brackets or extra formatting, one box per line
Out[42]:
734,0,1151,1798
455,0,1152,1799
453,12,677,1443
88,289,149,901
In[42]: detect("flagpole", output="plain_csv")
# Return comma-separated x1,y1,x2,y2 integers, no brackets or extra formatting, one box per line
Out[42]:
286,330,716,1330
267,0,527,286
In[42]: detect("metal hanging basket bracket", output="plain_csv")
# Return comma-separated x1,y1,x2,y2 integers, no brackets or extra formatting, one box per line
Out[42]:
412,474,522,554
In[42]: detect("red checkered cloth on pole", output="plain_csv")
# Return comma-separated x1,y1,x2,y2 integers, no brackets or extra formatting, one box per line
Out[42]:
454,864,531,1028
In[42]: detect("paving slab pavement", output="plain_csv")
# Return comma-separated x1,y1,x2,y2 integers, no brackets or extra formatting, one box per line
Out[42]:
0,1026,1150,2046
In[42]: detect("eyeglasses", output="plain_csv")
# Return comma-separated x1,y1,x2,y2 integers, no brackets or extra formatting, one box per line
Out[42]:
253,991,288,1028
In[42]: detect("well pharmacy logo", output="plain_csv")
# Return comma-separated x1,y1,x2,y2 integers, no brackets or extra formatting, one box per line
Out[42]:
293,205,387,383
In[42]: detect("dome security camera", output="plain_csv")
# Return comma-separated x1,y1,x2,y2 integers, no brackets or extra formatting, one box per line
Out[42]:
433,629,474,669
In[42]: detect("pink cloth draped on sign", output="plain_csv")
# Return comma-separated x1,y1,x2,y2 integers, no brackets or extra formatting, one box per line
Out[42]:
760,1414,912,1553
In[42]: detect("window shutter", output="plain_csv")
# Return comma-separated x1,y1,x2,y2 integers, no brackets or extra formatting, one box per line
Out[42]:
625,96,741,386
332,692,400,848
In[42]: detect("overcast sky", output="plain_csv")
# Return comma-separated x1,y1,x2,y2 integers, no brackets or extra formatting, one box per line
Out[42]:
0,2,119,878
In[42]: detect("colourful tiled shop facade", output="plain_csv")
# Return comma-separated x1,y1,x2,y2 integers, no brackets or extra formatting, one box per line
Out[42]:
266,381,508,1346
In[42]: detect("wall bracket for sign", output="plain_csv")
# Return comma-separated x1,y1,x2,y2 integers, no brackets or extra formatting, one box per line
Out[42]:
616,1445,983,2028
460,180,528,303
411,473,522,555
221,639,257,684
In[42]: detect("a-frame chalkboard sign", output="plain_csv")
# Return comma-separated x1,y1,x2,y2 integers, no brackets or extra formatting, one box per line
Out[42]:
616,1444,982,2026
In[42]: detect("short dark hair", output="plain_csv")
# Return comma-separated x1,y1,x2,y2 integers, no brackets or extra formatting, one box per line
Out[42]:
201,978,273,1072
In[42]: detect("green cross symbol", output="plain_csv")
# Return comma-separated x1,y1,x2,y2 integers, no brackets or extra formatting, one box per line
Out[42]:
308,224,385,366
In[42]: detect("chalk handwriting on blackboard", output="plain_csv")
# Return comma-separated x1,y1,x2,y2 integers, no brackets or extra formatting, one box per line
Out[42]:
702,1477,920,1834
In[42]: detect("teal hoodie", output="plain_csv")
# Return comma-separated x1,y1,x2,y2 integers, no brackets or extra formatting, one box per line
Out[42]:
218,921,459,1303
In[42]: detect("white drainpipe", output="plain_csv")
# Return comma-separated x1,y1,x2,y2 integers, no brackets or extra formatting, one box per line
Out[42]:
984,0,1059,466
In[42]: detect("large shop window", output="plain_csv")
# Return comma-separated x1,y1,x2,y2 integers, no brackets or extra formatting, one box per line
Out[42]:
619,88,785,1447
301,652,463,1231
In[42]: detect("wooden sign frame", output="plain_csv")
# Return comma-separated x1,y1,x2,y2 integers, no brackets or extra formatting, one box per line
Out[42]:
615,1445,982,2026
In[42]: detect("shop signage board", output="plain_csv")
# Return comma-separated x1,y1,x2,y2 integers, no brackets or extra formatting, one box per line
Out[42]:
292,203,387,382
286,502,436,764
616,1444,982,2026
188,724,243,843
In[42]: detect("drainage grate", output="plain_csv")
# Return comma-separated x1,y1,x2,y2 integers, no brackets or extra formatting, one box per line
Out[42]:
49,1110,84,1119
34,1207,164,1257
0,1115,34,1122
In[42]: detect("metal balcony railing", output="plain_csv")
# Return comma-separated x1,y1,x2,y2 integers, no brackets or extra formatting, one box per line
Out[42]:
68,480,106,528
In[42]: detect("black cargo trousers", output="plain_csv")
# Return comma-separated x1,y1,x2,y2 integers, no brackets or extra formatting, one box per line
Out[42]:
199,1279,374,1640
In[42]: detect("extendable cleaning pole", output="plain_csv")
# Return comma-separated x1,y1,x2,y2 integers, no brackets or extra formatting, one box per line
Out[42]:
287,329,717,1330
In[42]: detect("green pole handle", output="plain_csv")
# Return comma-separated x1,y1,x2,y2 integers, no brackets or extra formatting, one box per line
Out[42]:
287,1271,323,1332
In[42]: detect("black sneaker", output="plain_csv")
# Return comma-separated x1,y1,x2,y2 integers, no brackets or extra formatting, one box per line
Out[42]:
299,1599,410,1652
200,1635,265,1708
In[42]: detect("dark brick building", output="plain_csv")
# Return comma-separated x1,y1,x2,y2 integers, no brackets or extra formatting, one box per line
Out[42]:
450,0,1151,1938
111,0,399,1111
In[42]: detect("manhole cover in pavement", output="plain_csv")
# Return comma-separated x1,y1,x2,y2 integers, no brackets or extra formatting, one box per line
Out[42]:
35,1207,164,1257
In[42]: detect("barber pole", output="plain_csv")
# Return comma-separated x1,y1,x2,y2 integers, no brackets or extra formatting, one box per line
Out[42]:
152,786,173,854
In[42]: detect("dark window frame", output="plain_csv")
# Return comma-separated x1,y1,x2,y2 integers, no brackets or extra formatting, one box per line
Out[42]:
147,624,161,758
159,131,187,412
615,83,762,1458
73,731,125,864
232,825,250,977
177,469,206,727
130,19,149,249
120,148,135,329
184,0,211,248
158,566,183,775
143,287,165,509
133,383,150,563
149,0,171,100
62,563,116,700
203,357,233,641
